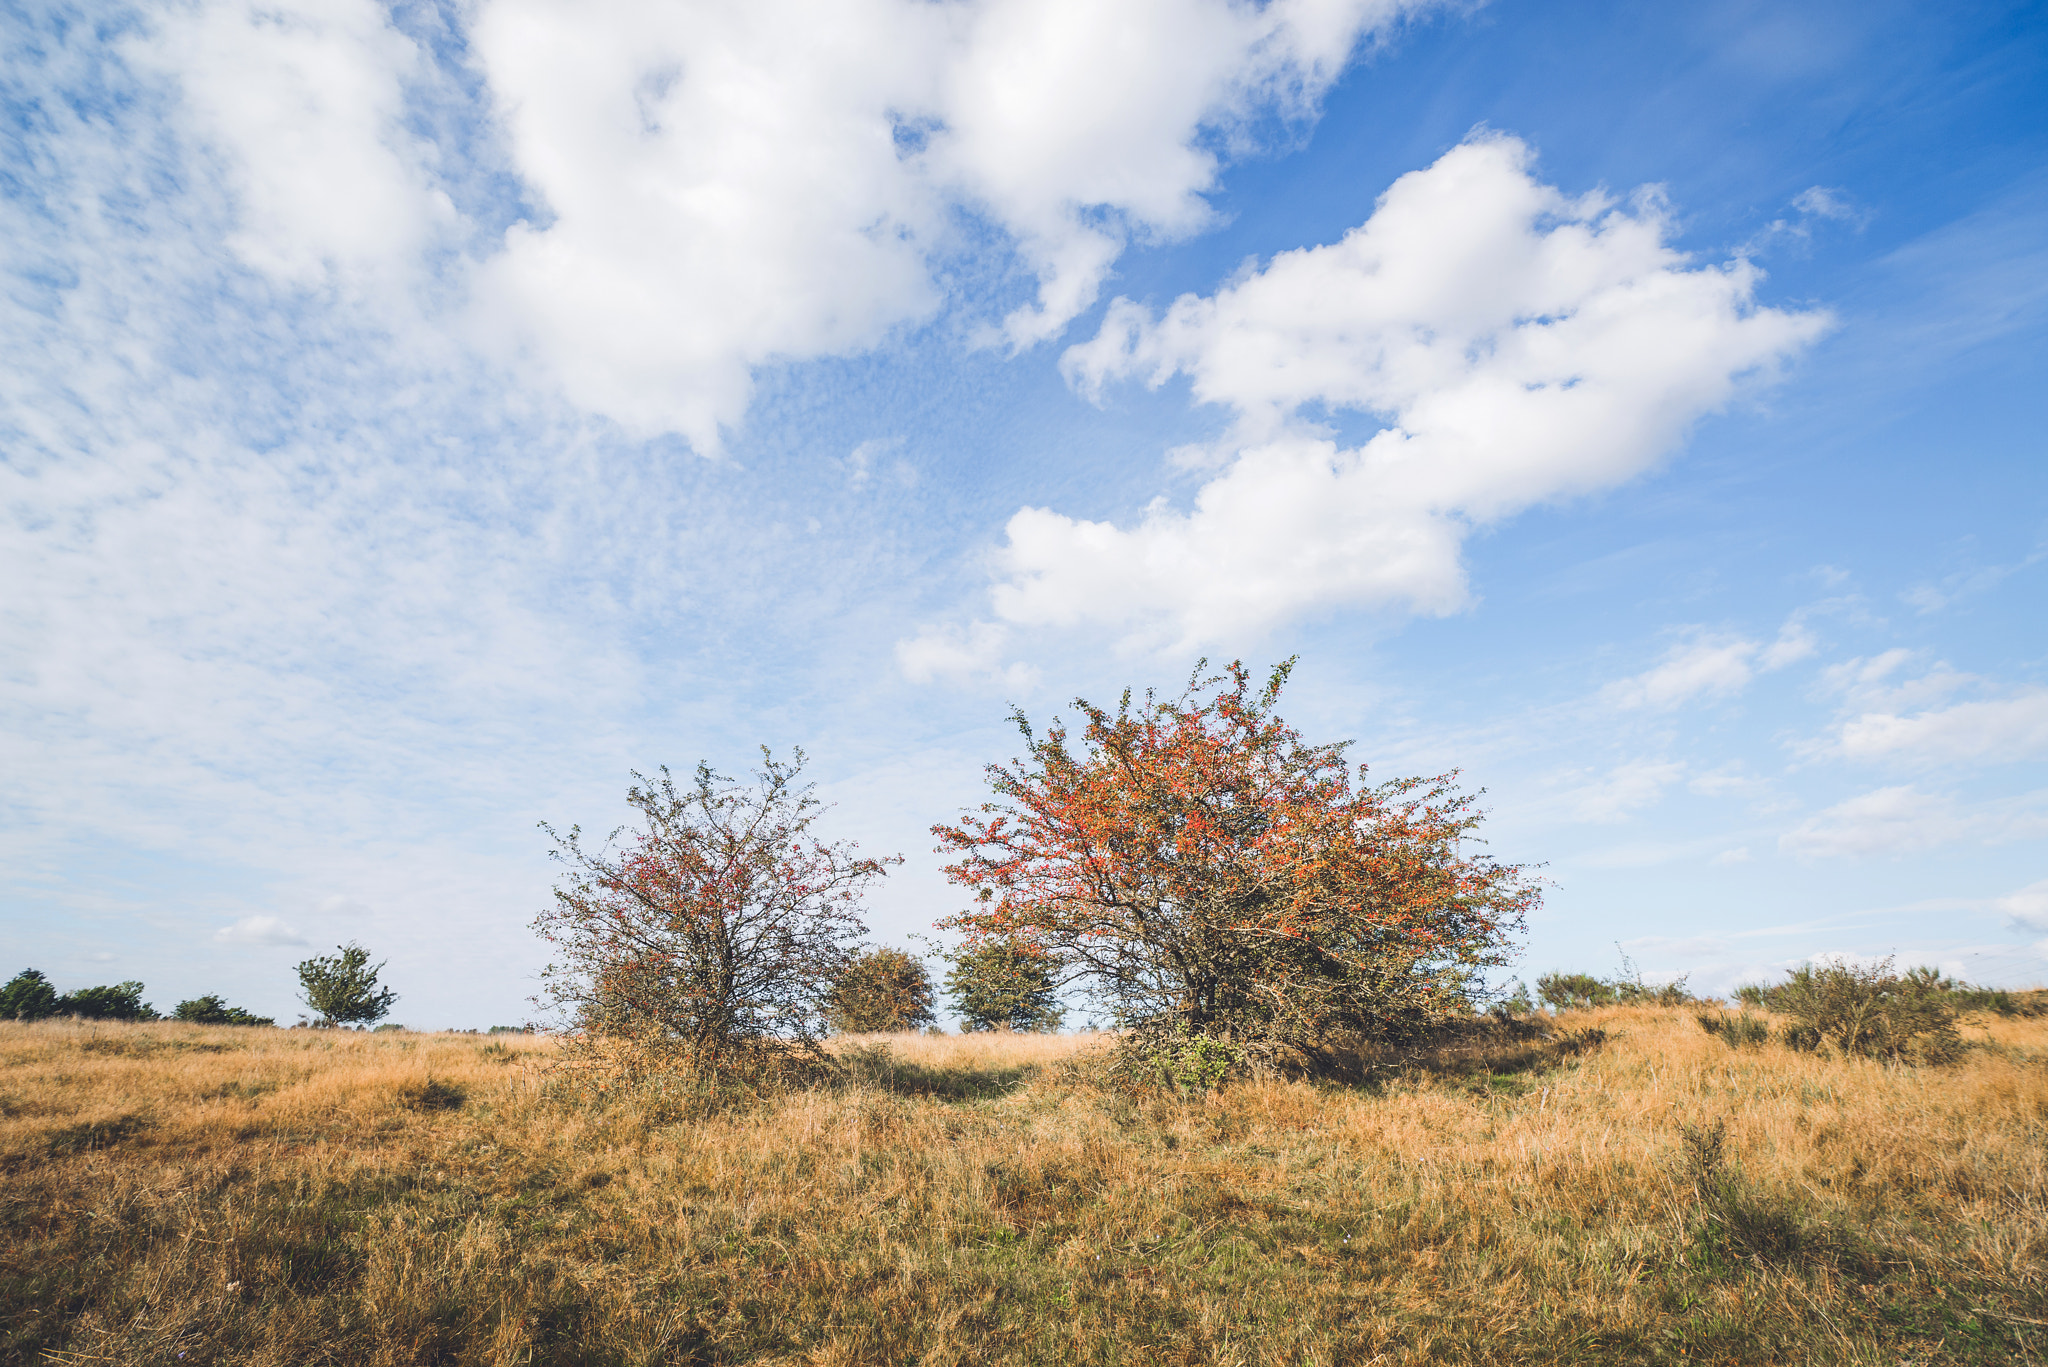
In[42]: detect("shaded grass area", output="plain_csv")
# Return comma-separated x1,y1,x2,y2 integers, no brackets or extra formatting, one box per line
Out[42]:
1,1012,2045,1364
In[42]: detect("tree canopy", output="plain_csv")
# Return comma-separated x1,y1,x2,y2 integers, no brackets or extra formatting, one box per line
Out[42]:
935,660,1536,1070
537,750,899,1078
824,947,937,1034
944,937,1064,1033
297,944,397,1027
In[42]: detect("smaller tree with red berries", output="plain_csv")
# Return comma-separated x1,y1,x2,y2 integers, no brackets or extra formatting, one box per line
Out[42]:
935,660,1537,1075
536,750,899,1084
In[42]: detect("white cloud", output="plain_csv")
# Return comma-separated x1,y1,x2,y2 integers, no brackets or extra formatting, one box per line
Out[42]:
1711,846,1752,865
1806,654,2048,767
213,915,308,946
1899,545,2042,614
1757,620,1818,670
1603,618,1815,710
1604,636,1757,710
1559,759,1687,823
1997,879,2048,933
937,0,1421,349
1836,691,2048,766
1791,186,1862,223
1780,786,1965,859
1815,650,1971,713
969,134,1826,649
129,0,1431,449
128,0,456,295
895,622,1037,691
1779,785,2048,859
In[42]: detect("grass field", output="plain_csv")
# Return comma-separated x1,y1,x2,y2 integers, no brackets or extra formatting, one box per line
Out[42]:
2,1007,2045,1365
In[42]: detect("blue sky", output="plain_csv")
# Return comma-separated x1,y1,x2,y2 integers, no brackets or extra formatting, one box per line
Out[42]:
4,0,2044,1027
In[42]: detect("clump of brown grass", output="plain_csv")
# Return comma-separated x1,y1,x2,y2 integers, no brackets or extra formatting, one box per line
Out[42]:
3,1007,2045,1365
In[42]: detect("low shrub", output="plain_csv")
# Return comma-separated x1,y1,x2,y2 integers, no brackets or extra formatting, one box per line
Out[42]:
1680,1119,1805,1264
1762,958,1961,1063
173,995,275,1026
1736,959,1957,1065
1678,1118,1882,1280
1537,952,1695,1012
1114,1023,1245,1095
1696,1010,1770,1048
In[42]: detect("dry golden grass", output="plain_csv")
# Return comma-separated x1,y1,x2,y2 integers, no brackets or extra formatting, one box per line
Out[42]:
2,1008,2045,1365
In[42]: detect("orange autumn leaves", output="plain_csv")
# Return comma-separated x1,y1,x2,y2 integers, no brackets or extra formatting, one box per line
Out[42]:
935,660,1537,1066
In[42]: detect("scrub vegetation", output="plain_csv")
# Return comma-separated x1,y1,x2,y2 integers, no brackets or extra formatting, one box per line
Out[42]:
4,1004,2046,1366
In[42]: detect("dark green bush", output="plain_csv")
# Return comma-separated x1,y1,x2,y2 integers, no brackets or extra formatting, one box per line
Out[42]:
59,981,160,1021
1696,1010,1770,1048
1942,985,2048,1017
1746,958,1960,1062
1740,968,2042,1021
1537,953,1694,1012
1,969,62,1021
173,994,275,1026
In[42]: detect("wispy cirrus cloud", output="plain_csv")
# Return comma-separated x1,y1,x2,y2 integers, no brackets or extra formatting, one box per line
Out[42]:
1601,619,1815,711
1779,785,2048,859
1799,652,2048,768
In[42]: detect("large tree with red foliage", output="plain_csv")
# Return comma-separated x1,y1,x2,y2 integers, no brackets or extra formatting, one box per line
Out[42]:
935,661,1536,1069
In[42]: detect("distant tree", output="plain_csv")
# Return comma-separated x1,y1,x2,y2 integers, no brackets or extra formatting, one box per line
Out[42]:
1,969,62,1021
173,994,276,1027
824,947,937,1034
944,937,1064,1033
536,750,899,1079
935,660,1536,1073
296,943,397,1027
59,981,160,1021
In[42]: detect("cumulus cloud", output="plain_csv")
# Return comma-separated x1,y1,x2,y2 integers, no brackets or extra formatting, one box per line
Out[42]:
213,915,308,946
969,134,1827,649
128,0,457,293
936,0,1419,349
129,0,1428,448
